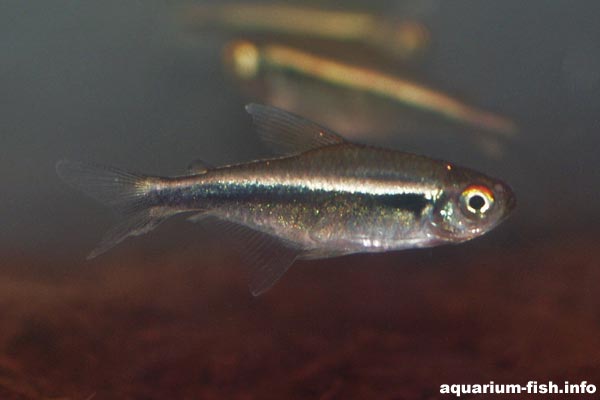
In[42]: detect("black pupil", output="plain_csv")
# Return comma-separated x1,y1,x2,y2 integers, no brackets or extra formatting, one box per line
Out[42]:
469,195,486,211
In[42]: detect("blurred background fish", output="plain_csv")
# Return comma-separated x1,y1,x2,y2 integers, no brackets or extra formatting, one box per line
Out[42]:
178,2,516,159
222,40,516,158
180,2,431,62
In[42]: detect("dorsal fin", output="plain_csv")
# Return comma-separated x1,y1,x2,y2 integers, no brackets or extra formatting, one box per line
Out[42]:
245,103,346,155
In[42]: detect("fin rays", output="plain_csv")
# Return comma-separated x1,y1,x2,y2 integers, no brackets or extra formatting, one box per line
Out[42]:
87,209,174,259
245,103,345,155
56,160,148,213
56,160,175,258
195,216,301,296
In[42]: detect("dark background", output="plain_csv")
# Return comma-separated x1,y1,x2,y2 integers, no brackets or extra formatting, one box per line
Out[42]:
1,1,599,398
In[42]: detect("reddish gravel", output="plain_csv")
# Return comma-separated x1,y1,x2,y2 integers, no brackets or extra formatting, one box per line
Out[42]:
0,231,599,399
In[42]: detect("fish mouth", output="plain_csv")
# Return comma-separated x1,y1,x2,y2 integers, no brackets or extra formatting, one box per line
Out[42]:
505,194,517,217
493,181,517,216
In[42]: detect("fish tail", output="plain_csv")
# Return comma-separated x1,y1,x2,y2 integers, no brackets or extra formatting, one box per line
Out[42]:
56,160,174,259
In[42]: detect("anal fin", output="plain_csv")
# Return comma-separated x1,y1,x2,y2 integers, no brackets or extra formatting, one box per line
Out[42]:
195,217,301,296
247,234,299,296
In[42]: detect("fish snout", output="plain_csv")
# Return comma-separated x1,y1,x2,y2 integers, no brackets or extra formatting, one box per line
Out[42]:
493,181,516,217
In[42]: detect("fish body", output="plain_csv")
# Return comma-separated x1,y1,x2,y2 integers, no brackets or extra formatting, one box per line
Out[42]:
57,105,515,295
154,145,499,254
181,3,429,60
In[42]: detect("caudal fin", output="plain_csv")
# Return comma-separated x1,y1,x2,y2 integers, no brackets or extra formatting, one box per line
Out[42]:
56,160,173,259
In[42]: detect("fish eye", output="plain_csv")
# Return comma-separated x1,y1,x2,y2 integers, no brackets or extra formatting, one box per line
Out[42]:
461,185,494,216
469,195,486,211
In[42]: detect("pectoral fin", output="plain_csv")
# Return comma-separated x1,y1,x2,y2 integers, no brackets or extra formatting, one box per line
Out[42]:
245,103,346,155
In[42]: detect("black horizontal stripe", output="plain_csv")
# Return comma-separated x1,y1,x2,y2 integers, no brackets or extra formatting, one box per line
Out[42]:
160,182,430,216
373,193,430,216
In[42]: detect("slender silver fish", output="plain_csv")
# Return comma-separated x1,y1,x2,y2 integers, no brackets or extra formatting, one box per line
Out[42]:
57,105,515,295
180,3,430,61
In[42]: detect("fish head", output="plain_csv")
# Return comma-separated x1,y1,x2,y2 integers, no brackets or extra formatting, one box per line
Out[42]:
429,169,516,243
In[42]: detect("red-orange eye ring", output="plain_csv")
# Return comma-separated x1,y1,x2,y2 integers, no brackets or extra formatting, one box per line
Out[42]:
461,185,494,214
